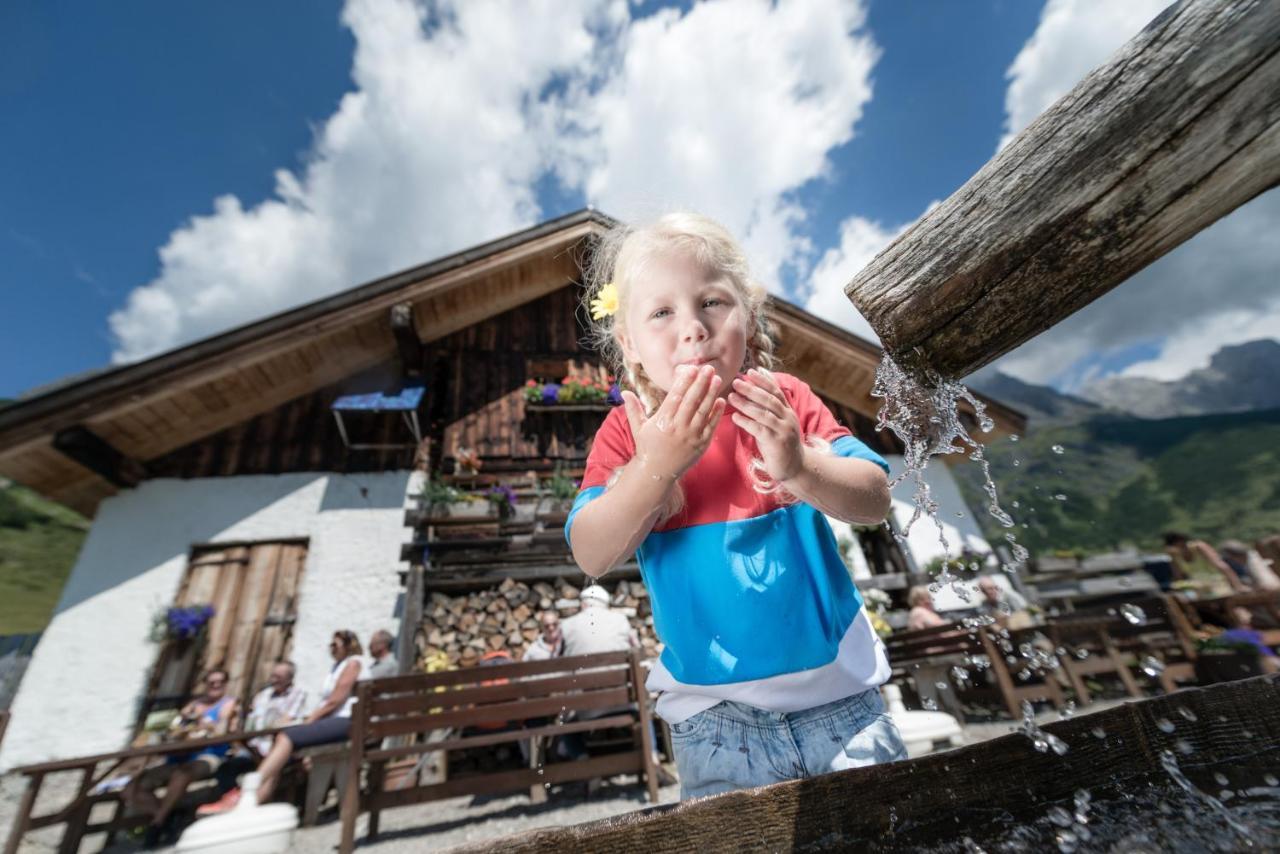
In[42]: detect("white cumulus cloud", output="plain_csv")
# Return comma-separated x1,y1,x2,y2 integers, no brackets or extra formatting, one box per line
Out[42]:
109,0,880,363
997,0,1171,150
989,0,1280,388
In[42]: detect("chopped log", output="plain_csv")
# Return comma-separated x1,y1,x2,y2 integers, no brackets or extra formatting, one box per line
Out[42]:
415,578,661,665
846,0,1280,378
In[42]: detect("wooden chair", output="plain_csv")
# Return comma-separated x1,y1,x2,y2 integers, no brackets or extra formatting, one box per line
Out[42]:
885,623,1064,720
1044,614,1145,705
1089,595,1199,693
337,650,659,854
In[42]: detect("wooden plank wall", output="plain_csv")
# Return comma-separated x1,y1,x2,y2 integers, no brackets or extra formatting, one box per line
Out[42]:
146,285,895,481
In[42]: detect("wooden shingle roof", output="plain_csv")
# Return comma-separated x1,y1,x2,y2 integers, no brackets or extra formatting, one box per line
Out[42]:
0,209,1023,515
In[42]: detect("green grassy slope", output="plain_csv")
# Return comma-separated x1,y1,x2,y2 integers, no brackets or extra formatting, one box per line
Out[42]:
0,480,89,633
953,409,1280,555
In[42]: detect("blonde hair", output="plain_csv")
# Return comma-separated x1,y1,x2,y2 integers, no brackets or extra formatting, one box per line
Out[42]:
907,586,933,608
582,211,777,417
583,211,820,516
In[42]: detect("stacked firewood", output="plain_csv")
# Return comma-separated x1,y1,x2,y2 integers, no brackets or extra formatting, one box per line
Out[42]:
416,577,660,666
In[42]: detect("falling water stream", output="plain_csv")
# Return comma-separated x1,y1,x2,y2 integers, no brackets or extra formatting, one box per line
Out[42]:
862,354,1276,852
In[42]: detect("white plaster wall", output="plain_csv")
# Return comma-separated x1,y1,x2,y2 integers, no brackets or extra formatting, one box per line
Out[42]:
883,455,995,612
0,470,422,771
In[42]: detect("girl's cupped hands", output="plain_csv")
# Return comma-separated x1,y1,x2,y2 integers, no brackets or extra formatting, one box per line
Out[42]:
621,364,726,480
728,368,804,483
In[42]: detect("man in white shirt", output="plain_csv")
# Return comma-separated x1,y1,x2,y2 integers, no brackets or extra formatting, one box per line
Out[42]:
201,662,307,814
560,585,638,656
554,585,654,786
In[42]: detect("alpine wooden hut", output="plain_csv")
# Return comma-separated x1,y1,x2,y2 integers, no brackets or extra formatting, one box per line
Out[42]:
0,209,1023,769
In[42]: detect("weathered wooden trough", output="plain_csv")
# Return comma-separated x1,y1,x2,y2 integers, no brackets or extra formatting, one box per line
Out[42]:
846,0,1280,379
456,676,1280,852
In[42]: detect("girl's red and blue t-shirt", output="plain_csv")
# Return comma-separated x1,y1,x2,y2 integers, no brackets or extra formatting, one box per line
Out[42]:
565,372,893,723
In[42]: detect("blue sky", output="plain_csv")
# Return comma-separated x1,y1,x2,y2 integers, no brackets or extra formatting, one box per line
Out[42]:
3,0,1276,400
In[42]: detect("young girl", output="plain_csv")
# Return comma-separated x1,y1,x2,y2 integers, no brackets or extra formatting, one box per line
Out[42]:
566,211,907,799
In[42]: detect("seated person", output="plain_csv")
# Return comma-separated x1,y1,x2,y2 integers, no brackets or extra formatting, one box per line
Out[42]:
1219,606,1280,673
1220,540,1280,590
252,630,370,804
976,576,1033,628
198,661,308,815
521,610,564,661
367,629,400,679
124,669,238,846
1164,531,1244,595
906,586,948,631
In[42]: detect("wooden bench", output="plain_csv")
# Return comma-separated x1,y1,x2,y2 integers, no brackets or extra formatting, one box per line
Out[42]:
3,727,288,854
885,622,1064,720
337,650,659,854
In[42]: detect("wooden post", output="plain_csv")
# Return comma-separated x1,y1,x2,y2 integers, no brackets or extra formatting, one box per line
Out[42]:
4,772,43,854
338,682,370,854
846,0,1280,379
629,650,660,803
398,564,424,676
391,303,424,378
57,765,97,854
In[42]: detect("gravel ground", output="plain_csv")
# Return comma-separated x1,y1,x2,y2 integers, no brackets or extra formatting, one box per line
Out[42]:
1,700,1129,853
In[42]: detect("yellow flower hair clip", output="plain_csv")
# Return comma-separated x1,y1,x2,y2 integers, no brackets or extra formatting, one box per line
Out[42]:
590,282,619,320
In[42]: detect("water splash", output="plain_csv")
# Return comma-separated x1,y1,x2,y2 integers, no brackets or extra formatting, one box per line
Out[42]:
1160,749,1255,844
871,355,1030,592
1020,700,1068,755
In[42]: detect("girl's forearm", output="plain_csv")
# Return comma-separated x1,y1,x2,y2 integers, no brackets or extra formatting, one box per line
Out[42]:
569,459,676,577
782,448,891,524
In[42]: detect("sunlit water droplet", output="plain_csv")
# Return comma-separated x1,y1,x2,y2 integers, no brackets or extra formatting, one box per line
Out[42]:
1120,603,1147,625
1047,806,1073,827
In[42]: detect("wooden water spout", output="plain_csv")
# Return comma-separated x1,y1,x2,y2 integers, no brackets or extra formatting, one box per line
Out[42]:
846,0,1280,379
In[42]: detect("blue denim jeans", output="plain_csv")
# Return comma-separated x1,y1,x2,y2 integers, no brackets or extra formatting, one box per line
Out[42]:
669,688,907,800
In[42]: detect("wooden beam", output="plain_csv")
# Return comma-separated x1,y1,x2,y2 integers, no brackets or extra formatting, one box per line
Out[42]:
391,303,424,378
0,215,603,452
51,426,147,489
846,0,1280,379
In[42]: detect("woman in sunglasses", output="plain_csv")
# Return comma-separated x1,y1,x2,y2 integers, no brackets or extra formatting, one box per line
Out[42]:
251,629,370,804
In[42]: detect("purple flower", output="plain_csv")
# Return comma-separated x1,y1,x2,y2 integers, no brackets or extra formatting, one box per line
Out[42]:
488,484,517,507
541,383,561,404
607,383,622,405
166,605,215,640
